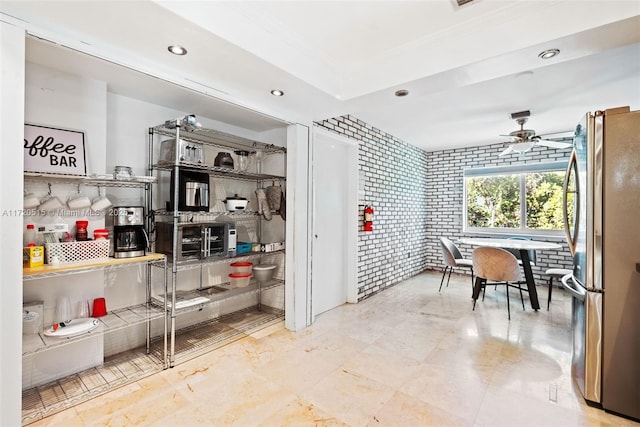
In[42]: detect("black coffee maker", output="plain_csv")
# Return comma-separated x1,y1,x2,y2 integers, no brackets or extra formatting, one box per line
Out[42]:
106,206,148,258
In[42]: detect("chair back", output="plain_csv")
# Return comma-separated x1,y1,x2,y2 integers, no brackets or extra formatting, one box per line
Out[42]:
439,237,462,267
504,237,537,265
472,246,522,282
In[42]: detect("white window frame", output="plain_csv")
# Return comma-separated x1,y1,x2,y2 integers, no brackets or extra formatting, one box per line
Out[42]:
463,161,568,237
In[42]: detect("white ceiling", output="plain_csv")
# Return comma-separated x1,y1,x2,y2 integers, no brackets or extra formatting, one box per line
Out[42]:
2,0,640,151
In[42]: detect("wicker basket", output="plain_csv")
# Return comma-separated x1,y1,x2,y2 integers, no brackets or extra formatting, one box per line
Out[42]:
45,240,110,264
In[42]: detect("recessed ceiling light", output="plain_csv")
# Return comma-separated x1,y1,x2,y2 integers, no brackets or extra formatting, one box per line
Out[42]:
538,48,560,59
168,45,187,56
395,89,409,97
270,90,284,97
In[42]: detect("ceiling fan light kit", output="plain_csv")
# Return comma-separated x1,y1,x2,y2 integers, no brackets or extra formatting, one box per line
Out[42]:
498,111,572,157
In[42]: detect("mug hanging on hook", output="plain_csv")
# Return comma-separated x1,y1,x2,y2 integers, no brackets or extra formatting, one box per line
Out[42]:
39,183,64,212
67,184,91,210
91,186,112,212
24,190,40,209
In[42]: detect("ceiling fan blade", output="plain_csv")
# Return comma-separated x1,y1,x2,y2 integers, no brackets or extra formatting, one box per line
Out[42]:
538,130,574,139
499,146,514,157
536,139,572,149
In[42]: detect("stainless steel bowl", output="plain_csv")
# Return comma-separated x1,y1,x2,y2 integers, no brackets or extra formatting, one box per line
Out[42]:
252,264,277,283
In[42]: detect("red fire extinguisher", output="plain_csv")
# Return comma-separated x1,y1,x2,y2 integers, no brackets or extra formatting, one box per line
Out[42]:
363,205,374,232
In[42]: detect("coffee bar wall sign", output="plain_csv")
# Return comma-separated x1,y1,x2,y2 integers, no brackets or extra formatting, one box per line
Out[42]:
24,124,87,176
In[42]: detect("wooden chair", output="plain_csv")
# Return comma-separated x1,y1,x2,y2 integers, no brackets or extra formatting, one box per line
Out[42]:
471,246,525,320
438,237,474,293
544,268,572,310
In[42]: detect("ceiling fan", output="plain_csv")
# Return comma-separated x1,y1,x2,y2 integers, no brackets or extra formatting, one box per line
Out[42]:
499,110,573,157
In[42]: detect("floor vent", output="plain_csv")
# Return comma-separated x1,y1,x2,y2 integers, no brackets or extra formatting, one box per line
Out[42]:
455,0,476,7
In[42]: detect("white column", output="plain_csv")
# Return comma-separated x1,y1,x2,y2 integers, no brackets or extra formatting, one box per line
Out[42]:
285,123,312,331
0,20,26,426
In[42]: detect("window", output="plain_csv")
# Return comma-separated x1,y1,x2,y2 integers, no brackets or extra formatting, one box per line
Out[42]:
464,161,572,236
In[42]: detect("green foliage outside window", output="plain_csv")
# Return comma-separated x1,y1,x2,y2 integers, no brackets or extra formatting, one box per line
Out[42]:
526,171,565,229
467,175,520,228
466,169,574,232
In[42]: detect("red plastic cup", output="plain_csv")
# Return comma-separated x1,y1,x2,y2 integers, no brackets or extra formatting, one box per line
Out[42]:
92,297,107,317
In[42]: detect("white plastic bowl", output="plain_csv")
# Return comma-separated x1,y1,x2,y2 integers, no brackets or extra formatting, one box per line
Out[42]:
229,272,252,288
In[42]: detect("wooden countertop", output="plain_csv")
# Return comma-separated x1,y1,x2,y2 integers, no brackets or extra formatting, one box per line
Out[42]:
23,253,165,276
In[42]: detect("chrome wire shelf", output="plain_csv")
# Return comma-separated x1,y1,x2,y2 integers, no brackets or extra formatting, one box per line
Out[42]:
22,346,165,426
24,172,156,188
22,303,166,357
152,209,262,220
151,279,284,313
153,161,285,181
154,305,284,366
152,251,285,272
150,125,286,154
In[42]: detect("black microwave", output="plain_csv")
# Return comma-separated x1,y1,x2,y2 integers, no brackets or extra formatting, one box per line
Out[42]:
155,221,237,261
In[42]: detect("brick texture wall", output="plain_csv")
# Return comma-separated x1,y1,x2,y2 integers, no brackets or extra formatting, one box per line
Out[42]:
315,115,573,301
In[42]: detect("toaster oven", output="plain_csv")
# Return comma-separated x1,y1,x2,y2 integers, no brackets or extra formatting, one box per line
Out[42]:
155,221,236,261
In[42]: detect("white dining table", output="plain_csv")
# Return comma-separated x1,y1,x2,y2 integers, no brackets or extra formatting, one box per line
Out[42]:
458,237,562,310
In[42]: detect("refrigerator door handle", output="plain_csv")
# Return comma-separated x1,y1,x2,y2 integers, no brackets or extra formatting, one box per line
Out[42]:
563,149,579,256
562,273,586,301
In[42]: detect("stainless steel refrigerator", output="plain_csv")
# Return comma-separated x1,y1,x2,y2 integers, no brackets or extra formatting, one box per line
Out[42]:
562,106,640,420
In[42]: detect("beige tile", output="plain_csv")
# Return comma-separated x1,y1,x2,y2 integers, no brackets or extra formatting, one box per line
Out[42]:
257,398,351,426
341,343,423,389
474,385,588,427
174,369,297,425
400,361,492,423
373,391,470,427
301,368,396,426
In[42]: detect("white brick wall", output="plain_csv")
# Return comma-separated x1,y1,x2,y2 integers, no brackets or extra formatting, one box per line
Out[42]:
316,115,573,301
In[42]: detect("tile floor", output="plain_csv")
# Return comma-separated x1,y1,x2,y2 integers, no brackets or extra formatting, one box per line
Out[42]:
28,271,640,426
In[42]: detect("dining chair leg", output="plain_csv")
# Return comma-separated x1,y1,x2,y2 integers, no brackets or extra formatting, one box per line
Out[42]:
518,284,525,310
472,277,484,310
439,266,449,292
470,268,475,298
506,284,511,320
547,277,553,310
446,268,453,288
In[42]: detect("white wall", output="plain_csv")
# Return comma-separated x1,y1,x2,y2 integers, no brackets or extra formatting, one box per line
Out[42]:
0,21,26,427
26,62,107,175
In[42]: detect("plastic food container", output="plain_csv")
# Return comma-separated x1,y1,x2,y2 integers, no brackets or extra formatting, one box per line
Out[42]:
229,272,252,288
93,229,109,240
230,261,253,274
